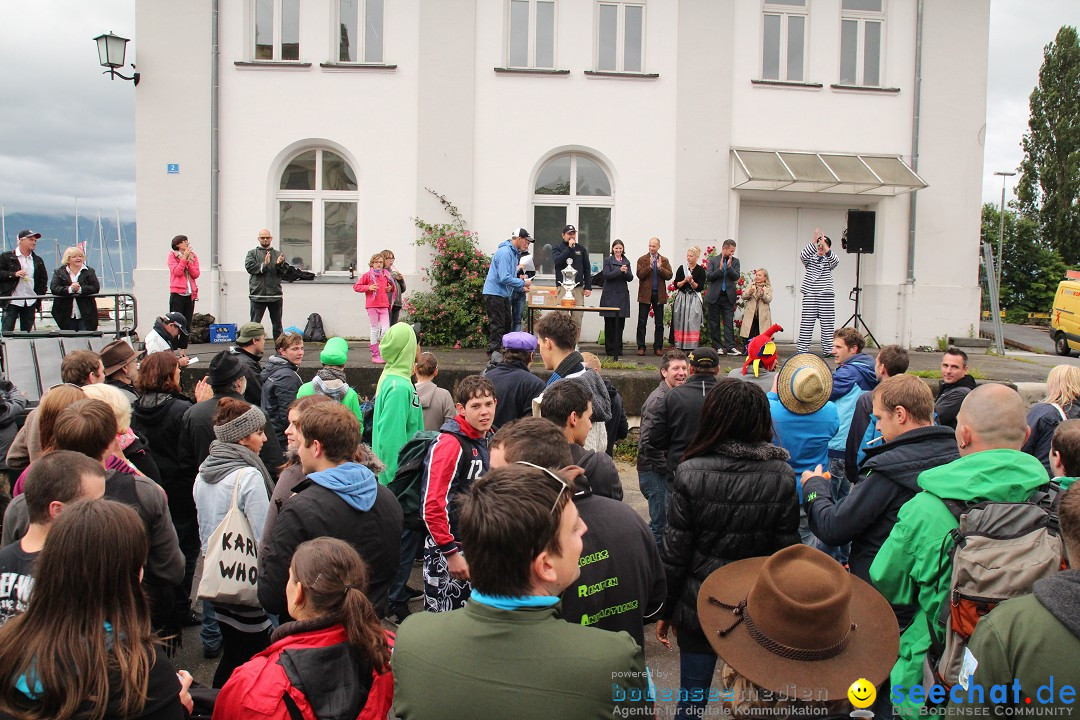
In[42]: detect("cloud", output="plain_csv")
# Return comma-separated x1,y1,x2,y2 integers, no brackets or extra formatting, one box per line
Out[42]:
982,2,1080,205
0,1,135,215
2,2,1078,215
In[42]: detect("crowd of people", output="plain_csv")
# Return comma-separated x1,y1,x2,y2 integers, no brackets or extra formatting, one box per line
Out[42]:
0,227,1077,720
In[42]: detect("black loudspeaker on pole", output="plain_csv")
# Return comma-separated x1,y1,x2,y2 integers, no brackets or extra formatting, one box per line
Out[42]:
841,209,878,347
843,210,876,254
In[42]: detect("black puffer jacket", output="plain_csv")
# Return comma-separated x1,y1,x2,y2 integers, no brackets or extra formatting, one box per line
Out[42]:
260,355,302,448
804,425,960,586
661,440,799,654
132,391,196,522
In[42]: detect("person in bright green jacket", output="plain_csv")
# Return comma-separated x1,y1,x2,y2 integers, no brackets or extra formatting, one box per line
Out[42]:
295,337,365,429
373,322,423,486
870,384,1049,719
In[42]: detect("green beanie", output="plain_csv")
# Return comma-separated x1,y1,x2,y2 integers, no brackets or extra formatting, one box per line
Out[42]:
320,337,349,366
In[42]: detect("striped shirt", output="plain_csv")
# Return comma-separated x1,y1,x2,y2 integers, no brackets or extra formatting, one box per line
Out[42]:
799,242,839,295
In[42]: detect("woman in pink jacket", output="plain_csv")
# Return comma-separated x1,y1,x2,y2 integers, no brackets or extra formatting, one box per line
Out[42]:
168,235,200,349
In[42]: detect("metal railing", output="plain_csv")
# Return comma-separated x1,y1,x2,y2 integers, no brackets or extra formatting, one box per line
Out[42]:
0,292,137,339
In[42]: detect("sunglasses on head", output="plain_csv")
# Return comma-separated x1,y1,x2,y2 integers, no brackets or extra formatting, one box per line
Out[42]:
514,461,571,514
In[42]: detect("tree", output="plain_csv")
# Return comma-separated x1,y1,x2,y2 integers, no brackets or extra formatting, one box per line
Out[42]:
981,203,1067,323
1017,26,1080,264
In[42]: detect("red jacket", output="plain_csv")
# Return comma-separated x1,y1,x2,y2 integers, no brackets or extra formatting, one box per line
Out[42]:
213,621,394,720
168,251,200,300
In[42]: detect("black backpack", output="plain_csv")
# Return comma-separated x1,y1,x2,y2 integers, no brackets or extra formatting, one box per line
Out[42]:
303,313,327,343
387,431,441,531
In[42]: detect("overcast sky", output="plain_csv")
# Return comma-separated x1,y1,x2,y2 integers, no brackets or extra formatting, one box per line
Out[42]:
0,1,1077,220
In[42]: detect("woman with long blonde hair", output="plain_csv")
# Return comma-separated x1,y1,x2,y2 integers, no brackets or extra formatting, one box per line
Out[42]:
1023,364,1080,476
739,267,773,341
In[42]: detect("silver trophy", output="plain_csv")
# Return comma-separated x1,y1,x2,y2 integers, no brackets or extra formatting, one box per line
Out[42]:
560,258,577,307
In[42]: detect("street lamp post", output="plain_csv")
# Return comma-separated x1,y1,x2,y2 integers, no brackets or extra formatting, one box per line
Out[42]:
994,171,1016,304
93,31,139,85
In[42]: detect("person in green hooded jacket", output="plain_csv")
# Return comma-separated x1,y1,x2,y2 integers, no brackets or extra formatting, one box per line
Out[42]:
295,337,364,429
870,383,1049,719
373,322,423,486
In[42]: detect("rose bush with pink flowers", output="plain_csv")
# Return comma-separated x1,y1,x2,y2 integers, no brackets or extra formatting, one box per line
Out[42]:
403,191,492,348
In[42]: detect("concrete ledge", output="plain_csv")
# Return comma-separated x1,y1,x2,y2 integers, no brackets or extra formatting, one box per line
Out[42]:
948,337,992,348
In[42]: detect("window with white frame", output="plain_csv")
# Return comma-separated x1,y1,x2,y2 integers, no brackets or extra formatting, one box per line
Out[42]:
337,0,384,63
532,153,614,277
276,149,358,274
508,0,556,69
761,0,807,82
840,0,884,86
254,0,300,61
596,2,644,73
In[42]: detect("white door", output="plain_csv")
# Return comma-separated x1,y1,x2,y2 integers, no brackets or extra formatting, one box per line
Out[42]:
737,203,856,346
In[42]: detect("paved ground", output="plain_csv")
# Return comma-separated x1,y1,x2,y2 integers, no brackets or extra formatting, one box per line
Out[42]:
186,330,1074,385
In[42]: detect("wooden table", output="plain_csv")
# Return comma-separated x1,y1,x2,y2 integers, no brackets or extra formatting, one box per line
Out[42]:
526,304,622,334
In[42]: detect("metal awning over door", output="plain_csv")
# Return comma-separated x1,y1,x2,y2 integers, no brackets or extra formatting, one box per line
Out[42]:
731,149,927,195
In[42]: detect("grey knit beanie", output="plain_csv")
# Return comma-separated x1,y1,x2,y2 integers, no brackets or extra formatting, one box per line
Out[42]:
214,405,267,444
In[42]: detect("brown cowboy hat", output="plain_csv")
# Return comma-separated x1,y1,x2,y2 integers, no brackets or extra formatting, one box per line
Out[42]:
697,544,898,699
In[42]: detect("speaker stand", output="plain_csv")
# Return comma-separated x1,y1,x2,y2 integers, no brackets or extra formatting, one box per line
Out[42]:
842,251,879,347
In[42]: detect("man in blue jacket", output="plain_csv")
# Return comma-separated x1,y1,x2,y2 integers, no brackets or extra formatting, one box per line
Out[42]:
482,228,532,356
823,328,877,562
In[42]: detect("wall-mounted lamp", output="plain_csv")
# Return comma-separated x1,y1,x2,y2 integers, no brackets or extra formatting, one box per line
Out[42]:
94,31,139,86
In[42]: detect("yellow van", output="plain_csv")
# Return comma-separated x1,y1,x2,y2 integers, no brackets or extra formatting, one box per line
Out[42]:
1051,279,1080,355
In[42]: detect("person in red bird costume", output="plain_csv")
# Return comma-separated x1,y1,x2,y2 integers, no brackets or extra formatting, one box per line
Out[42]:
742,324,783,377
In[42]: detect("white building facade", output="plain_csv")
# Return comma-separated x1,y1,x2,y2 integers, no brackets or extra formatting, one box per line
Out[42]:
134,0,989,347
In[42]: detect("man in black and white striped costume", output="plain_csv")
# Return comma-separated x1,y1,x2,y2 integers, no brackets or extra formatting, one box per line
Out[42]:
797,232,839,355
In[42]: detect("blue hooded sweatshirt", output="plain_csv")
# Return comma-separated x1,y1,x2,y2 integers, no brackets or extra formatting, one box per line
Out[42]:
306,462,379,512
482,239,526,298
828,352,877,455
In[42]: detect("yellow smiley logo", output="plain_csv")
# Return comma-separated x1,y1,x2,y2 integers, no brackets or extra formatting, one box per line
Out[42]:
848,678,876,709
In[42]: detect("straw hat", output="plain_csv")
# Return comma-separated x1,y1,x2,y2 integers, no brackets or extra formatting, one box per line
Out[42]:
776,353,833,415
697,544,898,698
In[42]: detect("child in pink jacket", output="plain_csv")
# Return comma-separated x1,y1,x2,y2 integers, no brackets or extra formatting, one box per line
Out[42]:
353,252,395,364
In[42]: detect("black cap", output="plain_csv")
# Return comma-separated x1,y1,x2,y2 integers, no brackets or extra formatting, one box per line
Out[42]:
207,350,246,386
510,227,534,243
688,346,720,370
163,311,189,335
563,224,577,234
17,230,41,240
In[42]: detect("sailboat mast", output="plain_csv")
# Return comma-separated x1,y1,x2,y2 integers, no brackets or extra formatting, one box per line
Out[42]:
75,197,80,248
116,208,126,293
97,212,105,278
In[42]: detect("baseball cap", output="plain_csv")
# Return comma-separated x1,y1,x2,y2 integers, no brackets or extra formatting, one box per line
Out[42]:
18,230,41,240
237,322,266,343
163,311,189,335
511,227,534,243
562,224,577,234
501,331,539,352
687,346,720,370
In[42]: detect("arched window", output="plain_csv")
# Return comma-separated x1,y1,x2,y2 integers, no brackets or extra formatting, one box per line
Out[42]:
531,152,614,276
275,148,359,273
